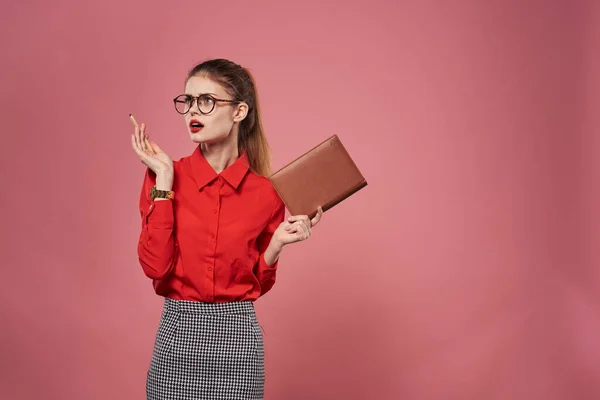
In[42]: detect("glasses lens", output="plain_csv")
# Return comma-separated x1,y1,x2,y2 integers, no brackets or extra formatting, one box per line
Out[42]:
174,95,190,114
198,95,215,114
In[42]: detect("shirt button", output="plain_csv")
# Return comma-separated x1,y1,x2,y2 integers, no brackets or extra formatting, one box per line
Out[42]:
207,267,212,271
211,233,215,238
213,209,217,214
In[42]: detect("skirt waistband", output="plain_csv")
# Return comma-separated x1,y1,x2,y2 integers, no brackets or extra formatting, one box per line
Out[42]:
164,297,255,315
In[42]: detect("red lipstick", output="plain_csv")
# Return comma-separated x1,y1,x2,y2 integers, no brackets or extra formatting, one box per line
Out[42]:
189,119,204,133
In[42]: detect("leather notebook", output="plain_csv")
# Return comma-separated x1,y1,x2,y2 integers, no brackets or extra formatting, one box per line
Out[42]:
269,135,367,219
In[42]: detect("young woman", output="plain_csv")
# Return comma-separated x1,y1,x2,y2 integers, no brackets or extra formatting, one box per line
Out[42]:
130,58,323,400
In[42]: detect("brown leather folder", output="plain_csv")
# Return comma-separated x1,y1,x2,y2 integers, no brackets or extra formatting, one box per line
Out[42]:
269,135,367,219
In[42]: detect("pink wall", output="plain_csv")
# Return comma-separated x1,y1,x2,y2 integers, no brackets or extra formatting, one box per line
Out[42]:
1,1,598,399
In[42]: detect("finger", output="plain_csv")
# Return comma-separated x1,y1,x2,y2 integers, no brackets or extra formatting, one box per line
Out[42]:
311,206,324,227
284,221,301,234
150,140,163,155
131,133,146,159
291,221,309,240
131,133,139,153
144,137,153,154
129,113,139,128
293,218,312,235
140,124,150,152
132,128,142,153
134,125,144,152
287,214,308,221
140,124,151,154
292,224,304,239
131,132,155,167
299,223,310,240
144,134,156,155
287,215,310,225
133,124,139,145
301,219,312,236
290,219,310,234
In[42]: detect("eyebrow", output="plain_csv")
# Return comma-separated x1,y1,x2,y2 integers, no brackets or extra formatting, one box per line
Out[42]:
184,92,219,96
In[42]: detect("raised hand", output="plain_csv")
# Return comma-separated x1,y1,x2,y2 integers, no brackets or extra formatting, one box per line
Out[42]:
130,115,173,178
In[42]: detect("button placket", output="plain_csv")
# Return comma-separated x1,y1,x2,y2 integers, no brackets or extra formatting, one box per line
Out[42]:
211,191,221,246
206,182,220,281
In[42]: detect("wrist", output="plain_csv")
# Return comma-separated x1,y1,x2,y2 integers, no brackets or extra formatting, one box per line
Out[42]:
269,237,285,254
155,170,174,191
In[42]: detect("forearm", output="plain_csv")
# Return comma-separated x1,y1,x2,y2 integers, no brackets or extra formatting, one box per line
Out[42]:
138,199,177,279
138,231,177,279
254,195,286,295
255,238,282,296
138,168,177,279
263,237,284,267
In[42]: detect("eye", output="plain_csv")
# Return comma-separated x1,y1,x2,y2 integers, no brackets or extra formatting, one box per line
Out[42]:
199,95,215,107
175,95,192,105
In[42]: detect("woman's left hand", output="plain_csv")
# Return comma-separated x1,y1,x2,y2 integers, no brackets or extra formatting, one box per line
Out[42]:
272,206,324,247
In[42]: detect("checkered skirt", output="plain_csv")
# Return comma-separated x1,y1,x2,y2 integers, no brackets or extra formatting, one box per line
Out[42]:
146,297,265,400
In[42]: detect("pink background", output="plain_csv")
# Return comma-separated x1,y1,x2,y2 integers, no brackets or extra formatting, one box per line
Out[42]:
1,1,599,399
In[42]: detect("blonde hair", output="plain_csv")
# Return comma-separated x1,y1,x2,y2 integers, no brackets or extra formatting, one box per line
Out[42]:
187,59,272,176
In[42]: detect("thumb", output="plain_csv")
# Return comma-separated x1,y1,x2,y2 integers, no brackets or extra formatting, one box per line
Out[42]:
150,141,164,154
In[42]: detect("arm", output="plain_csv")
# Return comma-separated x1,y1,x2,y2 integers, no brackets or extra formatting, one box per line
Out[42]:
254,196,286,296
137,169,177,280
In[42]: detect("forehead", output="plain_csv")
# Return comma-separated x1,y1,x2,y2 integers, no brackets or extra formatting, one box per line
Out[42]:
185,75,228,96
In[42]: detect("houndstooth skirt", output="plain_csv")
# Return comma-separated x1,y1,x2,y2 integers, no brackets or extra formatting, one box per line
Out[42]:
146,297,265,400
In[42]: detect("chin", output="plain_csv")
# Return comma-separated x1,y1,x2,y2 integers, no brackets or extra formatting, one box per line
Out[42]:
189,132,204,143
190,131,231,145
188,130,214,143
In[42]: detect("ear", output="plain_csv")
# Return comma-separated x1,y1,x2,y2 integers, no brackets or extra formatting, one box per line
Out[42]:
232,102,249,123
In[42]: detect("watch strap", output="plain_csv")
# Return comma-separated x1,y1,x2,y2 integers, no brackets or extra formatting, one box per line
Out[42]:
150,185,174,200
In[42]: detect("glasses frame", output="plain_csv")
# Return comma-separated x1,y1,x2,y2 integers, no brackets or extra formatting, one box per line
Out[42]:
173,93,241,115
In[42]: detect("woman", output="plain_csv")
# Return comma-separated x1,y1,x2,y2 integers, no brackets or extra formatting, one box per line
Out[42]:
130,58,323,400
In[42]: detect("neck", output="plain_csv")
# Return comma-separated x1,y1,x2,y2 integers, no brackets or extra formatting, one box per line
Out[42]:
201,140,239,174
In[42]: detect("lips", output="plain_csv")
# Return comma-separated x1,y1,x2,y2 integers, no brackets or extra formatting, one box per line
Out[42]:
189,119,204,133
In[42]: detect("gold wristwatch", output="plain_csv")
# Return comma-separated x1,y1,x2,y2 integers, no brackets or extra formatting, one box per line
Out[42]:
150,185,174,200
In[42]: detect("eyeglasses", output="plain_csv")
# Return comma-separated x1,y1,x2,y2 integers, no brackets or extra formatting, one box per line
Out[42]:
173,94,240,115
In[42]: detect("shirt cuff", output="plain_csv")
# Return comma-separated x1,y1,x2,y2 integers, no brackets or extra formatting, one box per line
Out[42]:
259,252,278,270
146,200,174,228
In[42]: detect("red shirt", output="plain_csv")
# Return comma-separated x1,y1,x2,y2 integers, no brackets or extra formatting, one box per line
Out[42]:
136,146,285,303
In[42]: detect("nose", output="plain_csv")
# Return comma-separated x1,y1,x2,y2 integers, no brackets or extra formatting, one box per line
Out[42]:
189,99,201,115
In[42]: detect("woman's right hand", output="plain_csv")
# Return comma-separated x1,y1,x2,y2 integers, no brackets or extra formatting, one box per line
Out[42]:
131,122,174,181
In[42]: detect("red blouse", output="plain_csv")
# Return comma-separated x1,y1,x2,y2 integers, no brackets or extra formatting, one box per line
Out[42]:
136,146,285,303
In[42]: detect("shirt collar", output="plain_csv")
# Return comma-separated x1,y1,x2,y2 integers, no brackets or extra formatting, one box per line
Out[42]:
190,145,250,190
